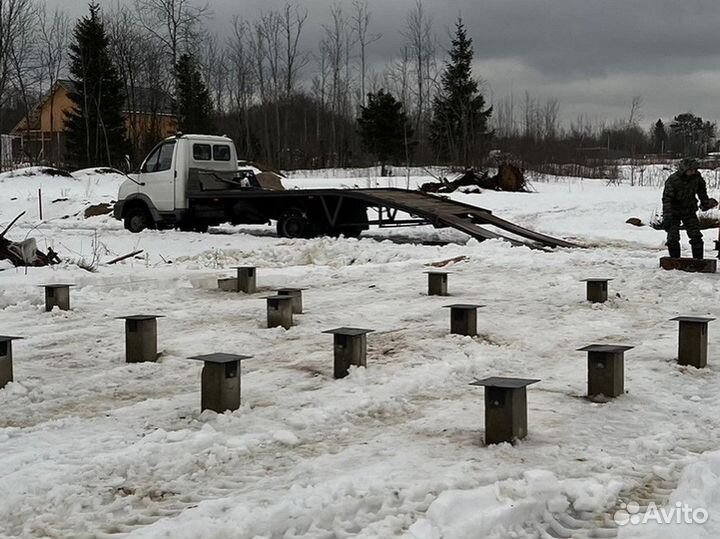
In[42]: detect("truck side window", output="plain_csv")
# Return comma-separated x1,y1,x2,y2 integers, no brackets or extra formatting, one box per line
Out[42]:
143,146,160,172
156,141,175,171
213,145,231,161
143,141,175,173
193,144,211,161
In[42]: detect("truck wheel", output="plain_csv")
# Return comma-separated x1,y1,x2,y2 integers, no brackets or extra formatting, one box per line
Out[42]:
124,206,152,233
277,208,309,238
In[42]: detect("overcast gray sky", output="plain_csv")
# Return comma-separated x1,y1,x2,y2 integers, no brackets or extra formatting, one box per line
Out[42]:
54,0,720,128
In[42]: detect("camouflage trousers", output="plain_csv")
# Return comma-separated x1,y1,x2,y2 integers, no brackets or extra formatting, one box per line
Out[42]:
666,214,703,248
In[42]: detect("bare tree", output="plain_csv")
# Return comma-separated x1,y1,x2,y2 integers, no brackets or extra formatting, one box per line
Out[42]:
199,34,228,114
402,0,434,139
628,95,643,127
543,98,560,141
134,0,209,87
385,46,410,109
107,3,147,159
311,37,330,161
350,0,380,107
626,95,643,158
493,93,518,139
0,1,35,109
37,3,69,163
280,2,308,100
249,10,283,164
320,4,351,166
227,17,255,156
8,0,36,150
138,39,171,152
0,0,35,110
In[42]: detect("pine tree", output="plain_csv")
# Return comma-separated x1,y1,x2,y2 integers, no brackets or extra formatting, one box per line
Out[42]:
65,2,129,168
430,19,492,166
669,113,715,157
652,119,667,154
357,89,413,175
175,53,215,134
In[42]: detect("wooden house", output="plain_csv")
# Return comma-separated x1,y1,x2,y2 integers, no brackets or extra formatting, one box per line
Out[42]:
10,79,177,165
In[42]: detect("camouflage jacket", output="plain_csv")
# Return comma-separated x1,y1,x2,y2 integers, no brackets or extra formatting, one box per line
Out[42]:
662,171,709,216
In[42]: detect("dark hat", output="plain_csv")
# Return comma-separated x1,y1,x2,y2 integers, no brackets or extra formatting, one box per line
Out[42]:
678,158,700,173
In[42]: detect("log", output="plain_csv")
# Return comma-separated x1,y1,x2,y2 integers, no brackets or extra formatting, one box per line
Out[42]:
106,250,144,265
428,255,469,268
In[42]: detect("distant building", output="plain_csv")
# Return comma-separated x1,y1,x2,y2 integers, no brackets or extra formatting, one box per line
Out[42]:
10,79,177,166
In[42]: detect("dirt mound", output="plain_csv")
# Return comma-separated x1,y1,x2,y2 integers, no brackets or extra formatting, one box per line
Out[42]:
84,202,114,218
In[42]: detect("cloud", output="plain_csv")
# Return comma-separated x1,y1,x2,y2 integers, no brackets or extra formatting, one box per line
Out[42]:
60,0,720,125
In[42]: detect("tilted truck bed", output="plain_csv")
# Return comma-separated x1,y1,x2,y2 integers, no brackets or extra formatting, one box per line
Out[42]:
188,186,577,249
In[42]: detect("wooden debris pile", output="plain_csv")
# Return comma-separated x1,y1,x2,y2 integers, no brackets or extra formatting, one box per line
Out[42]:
492,163,529,191
0,212,60,267
420,163,529,194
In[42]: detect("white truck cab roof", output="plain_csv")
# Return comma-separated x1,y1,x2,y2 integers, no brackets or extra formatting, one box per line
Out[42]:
165,134,234,143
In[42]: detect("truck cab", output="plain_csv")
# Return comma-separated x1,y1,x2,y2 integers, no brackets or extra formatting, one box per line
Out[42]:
115,134,239,232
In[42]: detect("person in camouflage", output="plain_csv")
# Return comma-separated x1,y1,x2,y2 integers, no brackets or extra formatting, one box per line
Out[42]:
661,158,714,259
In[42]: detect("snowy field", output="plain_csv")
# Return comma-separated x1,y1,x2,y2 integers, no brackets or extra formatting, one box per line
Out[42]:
2,166,720,538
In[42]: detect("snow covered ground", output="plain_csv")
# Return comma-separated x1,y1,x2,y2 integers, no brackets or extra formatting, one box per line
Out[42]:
1,165,720,538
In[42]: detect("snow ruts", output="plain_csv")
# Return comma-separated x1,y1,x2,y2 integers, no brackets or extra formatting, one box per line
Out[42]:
534,453,690,538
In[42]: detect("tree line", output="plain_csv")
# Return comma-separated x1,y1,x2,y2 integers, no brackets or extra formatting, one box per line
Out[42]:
492,93,716,166
0,0,716,172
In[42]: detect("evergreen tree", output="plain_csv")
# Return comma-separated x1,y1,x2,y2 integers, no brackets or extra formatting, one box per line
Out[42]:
652,119,667,154
430,18,492,166
175,53,215,134
357,89,413,175
669,113,715,157
65,2,129,168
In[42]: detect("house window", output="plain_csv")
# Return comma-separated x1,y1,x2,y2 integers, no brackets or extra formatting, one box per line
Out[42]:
144,140,176,172
193,144,211,161
213,145,231,161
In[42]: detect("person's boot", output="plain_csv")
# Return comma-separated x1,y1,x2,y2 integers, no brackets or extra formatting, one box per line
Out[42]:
692,243,704,260
667,243,681,258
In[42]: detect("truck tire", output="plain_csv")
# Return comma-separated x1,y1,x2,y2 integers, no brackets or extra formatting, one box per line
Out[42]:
124,206,152,233
277,208,310,238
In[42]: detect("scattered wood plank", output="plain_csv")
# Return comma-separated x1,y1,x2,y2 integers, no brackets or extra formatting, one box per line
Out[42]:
420,164,529,194
106,250,144,265
427,255,469,268
0,211,25,239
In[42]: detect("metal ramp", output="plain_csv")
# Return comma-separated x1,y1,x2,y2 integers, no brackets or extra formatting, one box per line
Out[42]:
349,189,577,249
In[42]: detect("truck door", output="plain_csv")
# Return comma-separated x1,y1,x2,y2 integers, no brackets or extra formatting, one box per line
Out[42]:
138,140,177,212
